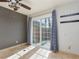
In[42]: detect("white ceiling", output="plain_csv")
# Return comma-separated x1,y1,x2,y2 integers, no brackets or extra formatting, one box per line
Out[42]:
0,0,76,16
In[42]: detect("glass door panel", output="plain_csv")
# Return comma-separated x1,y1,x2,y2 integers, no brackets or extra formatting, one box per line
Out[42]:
41,17,52,50
32,20,40,45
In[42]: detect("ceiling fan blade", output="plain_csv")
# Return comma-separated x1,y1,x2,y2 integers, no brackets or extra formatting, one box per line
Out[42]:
0,0,8,2
19,3,31,10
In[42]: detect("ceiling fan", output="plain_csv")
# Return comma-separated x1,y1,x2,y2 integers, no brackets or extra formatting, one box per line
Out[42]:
0,0,31,11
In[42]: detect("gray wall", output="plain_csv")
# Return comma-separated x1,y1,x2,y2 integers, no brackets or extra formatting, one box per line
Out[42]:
0,6,27,50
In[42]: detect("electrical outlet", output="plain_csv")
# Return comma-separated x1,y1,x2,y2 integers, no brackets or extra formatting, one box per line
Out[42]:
68,46,71,50
16,41,18,44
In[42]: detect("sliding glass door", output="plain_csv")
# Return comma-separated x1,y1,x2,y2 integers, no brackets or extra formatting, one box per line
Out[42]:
31,17,52,50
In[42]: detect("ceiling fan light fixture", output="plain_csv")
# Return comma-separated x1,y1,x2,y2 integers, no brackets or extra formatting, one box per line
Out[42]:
9,2,15,7
0,0,31,11
8,0,19,10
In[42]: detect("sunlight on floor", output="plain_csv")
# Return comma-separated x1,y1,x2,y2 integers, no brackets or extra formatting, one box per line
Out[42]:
29,48,51,59
7,46,35,59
